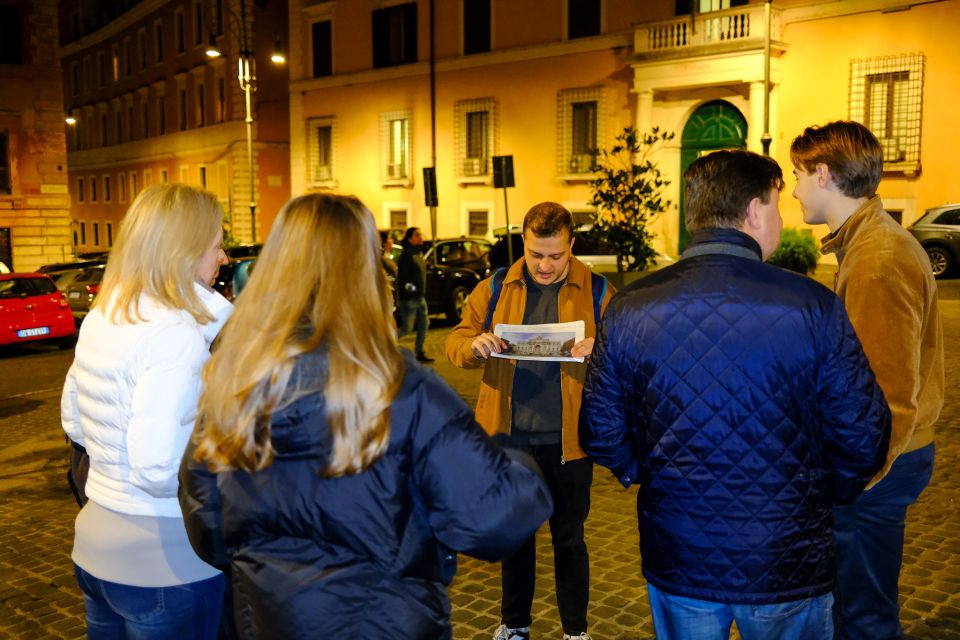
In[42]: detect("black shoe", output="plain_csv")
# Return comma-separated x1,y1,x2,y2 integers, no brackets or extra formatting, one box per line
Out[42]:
416,352,435,363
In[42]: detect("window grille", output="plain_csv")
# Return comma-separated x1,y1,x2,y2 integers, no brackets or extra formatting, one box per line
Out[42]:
469,210,488,236
390,209,407,229
849,53,924,170
454,98,497,179
380,110,412,182
307,117,336,184
557,87,605,176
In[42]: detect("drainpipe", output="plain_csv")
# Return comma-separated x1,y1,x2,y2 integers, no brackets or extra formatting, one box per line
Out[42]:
761,0,773,156
428,0,438,265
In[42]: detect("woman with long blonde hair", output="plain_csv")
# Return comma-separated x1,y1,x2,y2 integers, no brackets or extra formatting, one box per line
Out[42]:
179,193,552,640
61,184,232,639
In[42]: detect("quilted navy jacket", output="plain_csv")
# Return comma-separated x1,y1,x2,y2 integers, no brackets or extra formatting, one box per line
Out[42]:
581,228,890,604
179,351,553,639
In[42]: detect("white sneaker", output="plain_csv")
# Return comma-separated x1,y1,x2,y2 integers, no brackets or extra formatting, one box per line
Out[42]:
493,625,531,640
562,634,593,640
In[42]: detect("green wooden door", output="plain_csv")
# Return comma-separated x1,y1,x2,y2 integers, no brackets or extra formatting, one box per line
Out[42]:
678,100,748,251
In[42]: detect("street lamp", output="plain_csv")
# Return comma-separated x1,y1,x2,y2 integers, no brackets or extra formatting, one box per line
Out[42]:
205,0,285,243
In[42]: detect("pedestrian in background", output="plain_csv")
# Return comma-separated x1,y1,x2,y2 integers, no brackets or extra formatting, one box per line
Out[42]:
446,202,615,640
791,121,943,640
61,184,232,639
179,193,552,640
397,226,433,362
581,150,891,640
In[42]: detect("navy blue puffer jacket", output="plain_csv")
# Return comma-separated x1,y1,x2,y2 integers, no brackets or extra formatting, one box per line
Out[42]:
179,351,552,639
581,229,890,604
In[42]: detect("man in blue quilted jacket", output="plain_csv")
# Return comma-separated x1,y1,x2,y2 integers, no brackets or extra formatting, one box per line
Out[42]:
580,150,891,640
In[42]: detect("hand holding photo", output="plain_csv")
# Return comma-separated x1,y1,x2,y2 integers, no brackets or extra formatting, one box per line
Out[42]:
491,321,586,362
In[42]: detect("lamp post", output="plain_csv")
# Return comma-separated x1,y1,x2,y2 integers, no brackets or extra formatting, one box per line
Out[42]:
206,1,284,243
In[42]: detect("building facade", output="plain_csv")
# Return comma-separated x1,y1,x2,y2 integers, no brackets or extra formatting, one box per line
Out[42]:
288,0,957,259
59,0,290,252
0,0,73,272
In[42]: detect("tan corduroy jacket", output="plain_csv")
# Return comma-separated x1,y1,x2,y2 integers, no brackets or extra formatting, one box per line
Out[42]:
445,256,616,462
821,196,943,482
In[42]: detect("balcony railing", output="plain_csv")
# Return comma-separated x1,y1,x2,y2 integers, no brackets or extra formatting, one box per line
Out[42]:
635,5,781,56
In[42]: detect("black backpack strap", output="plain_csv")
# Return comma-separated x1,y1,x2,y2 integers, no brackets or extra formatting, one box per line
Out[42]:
483,268,507,331
590,272,608,326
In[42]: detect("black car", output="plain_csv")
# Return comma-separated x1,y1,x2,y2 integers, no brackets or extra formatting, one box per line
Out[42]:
909,204,960,278
417,237,492,321
212,257,258,301
39,258,108,291
225,244,263,260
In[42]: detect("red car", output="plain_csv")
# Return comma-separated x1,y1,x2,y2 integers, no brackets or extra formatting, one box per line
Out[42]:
0,273,76,348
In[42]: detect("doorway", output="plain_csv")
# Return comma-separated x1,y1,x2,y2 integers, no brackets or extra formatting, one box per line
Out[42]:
678,100,747,251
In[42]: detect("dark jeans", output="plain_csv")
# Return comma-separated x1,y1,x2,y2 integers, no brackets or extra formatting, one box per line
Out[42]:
74,564,224,640
398,296,429,354
833,444,935,640
501,442,592,635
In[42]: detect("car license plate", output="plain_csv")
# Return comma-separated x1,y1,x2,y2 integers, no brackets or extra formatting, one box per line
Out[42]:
68,291,81,299
17,327,50,338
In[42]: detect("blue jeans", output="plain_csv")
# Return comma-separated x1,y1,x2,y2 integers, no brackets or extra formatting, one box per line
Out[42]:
647,583,834,640
74,565,224,640
398,297,429,354
833,443,935,640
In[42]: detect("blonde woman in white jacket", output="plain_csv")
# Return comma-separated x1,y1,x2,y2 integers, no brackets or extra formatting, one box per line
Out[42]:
61,184,232,640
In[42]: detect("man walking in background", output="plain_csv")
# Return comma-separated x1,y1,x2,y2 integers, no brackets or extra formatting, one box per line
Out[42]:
791,121,943,640
581,150,890,639
397,226,433,363
446,202,615,640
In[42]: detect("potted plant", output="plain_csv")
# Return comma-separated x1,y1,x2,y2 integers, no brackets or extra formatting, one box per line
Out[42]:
588,126,674,285
767,227,820,275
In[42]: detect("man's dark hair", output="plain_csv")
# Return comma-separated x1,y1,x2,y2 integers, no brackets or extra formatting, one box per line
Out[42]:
401,226,420,248
790,121,882,198
684,150,784,233
523,202,574,241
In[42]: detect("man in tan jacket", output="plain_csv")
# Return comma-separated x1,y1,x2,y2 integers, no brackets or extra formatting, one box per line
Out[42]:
791,121,943,640
446,202,615,640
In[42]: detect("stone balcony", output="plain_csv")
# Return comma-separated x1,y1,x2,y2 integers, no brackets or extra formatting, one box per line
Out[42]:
633,4,783,61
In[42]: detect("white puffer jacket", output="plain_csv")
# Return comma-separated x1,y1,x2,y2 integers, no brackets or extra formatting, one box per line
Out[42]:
61,284,232,518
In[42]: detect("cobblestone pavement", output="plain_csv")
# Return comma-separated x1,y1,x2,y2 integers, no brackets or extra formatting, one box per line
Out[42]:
1,277,958,639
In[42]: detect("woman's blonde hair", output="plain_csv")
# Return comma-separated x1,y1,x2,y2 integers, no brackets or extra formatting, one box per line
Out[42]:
96,183,223,324
192,193,403,477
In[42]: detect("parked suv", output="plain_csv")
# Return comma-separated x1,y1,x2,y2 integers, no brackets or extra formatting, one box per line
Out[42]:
909,204,960,278
490,225,619,272
420,237,492,321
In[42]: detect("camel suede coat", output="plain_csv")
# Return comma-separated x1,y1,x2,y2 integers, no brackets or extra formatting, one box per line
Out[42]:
821,196,943,479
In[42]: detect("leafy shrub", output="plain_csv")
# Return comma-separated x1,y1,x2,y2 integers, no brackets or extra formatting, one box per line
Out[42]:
589,127,674,272
768,227,819,274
